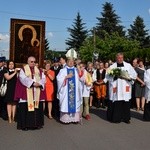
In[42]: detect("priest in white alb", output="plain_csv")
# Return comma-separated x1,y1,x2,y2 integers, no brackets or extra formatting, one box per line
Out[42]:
57,49,84,124
103,53,137,123
143,68,150,121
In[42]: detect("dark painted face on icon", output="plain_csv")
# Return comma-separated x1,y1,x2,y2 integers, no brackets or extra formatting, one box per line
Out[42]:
23,28,33,42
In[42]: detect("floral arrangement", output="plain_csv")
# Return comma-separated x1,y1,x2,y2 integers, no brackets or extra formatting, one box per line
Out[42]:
107,68,131,80
120,70,131,80
107,68,122,77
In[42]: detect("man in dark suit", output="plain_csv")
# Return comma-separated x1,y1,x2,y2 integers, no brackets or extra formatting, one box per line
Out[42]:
51,58,61,120
0,56,8,120
51,58,61,76
59,55,67,69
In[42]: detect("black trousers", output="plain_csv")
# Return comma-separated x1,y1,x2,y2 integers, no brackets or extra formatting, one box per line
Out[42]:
107,100,130,123
143,102,150,121
0,96,8,120
52,98,60,119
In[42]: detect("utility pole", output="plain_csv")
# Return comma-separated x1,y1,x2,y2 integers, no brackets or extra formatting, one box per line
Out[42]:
92,28,95,63
93,28,99,62
93,27,96,52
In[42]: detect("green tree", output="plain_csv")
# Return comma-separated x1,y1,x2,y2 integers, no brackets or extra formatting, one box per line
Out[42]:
128,16,150,48
79,37,94,62
66,12,88,51
95,2,125,38
79,33,140,62
44,38,52,60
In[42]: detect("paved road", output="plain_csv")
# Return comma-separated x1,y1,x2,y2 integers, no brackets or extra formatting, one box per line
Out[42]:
0,108,150,150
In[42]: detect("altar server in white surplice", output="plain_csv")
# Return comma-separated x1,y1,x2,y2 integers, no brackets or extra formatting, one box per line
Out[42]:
143,69,150,121
103,53,137,124
79,62,92,121
57,57,84,124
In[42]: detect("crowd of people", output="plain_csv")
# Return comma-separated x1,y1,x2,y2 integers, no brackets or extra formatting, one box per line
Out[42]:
0,52,150,131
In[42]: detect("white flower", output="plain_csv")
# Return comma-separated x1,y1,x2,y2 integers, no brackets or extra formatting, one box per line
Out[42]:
110,70,114,74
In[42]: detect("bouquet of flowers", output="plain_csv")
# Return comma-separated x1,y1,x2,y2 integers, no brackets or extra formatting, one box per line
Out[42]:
120,70,131,80
107,68,131,81
107,68,121,77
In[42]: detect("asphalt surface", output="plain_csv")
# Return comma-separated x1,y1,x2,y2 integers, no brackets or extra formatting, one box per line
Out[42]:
0,108,150,150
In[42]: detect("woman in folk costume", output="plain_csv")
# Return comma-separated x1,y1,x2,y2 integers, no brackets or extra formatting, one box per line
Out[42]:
103,53,137,124
44,60,55,119
14,56,46,131
93,62,106,108
143,68,150,121
57,49,84,124
79,62,93,120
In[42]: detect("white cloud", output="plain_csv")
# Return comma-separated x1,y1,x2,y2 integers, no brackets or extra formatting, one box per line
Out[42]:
0,33,9,58
0,33,10,43
47,32,53,38
148,8,150,15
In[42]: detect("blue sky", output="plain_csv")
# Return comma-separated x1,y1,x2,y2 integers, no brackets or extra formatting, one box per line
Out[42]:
0,0,150,58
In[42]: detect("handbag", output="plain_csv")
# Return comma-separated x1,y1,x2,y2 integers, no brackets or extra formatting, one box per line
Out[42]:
0,78,7,97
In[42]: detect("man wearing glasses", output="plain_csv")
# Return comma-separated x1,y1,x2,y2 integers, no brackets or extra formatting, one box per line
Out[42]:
15,56,46,131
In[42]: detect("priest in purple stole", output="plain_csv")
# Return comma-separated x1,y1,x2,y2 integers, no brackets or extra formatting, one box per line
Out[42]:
15,56,46,130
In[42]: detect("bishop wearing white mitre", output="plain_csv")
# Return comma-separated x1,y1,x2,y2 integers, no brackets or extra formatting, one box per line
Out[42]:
57,49,84,123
